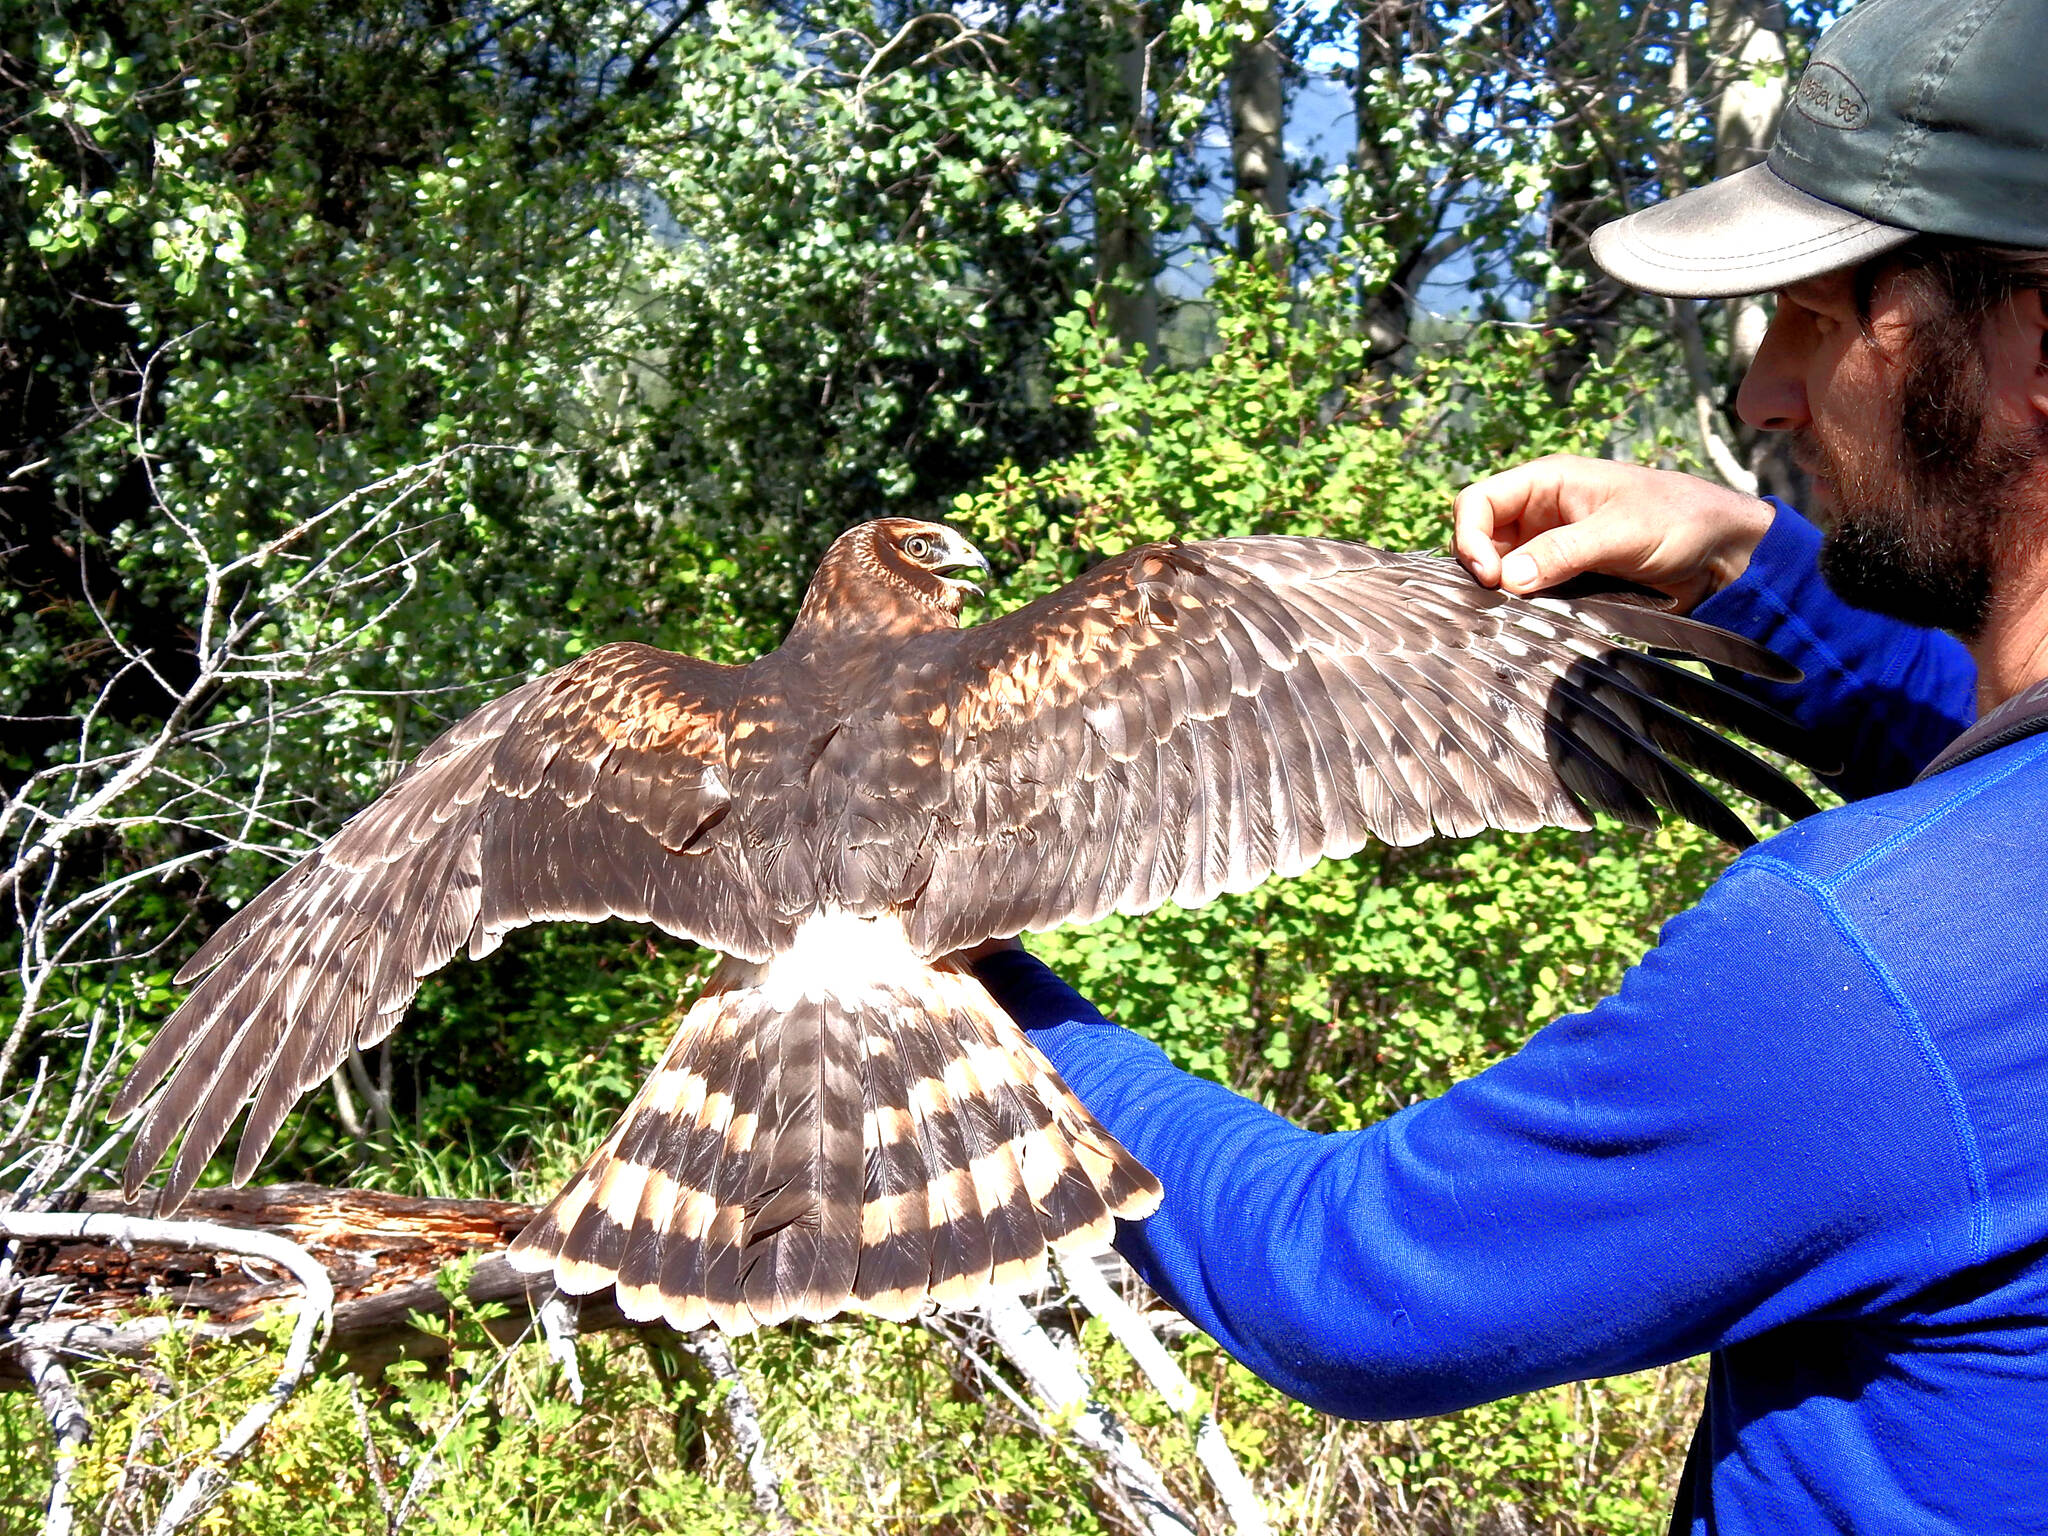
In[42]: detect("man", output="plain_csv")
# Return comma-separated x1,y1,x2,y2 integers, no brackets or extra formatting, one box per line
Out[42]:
969,0,2048,1530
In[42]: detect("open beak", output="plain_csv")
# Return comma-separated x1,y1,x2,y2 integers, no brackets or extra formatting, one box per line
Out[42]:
934,531,990,597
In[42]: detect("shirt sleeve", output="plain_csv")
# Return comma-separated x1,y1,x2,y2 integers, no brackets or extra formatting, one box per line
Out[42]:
973,865,1980,1421
1690,499,1976,798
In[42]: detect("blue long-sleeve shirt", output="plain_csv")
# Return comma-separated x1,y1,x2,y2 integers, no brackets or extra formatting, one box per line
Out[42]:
975,504,2048,1534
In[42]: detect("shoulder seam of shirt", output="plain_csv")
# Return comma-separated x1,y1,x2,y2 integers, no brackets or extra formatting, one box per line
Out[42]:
1741,855,1992,1265
1834,735,2048,884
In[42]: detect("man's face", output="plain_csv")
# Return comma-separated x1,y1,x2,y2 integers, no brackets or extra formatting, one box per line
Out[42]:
1736,268,2048,640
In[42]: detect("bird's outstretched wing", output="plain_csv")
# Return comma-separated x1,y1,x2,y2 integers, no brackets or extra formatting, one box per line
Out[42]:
909,537,1826,954
115,642,759,1207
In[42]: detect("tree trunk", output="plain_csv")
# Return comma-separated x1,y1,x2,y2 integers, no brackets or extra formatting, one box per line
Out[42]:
1706,0,1802,502
0,1185,640,1382
1230,13,1287,266
1353,1,1424,360
1709,0,1788,377
1539,8,1628,411
1091,0,1159,362
1542,141,1610,409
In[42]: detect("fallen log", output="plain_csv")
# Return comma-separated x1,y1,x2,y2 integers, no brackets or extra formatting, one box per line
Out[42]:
0,1184,1263,1536
0,1183,648,1382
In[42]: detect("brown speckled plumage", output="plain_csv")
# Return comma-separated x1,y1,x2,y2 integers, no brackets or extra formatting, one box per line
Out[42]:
115,517,1823,1332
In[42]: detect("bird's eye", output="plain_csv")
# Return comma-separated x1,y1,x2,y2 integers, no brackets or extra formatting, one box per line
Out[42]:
903,535,934,561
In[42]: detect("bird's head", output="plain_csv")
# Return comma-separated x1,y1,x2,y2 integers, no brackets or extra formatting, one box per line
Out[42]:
875,519,990,608
800,519,991,632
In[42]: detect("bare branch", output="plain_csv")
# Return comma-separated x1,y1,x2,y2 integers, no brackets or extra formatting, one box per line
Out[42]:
19,1343,91,1536
536,1290,584,1406
980,1290,1197,1536
0,449,482,911
0,1212,332,1536
1061,1253,1272,1536
673,1330,793,1531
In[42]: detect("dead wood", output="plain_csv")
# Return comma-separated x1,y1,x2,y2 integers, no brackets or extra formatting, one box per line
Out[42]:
0,1183,652,1382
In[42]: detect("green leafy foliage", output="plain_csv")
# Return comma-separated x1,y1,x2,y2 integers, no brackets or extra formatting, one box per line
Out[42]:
0,1293,1700,1535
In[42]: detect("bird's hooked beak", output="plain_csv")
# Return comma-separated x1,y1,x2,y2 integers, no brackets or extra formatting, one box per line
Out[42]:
933,530,990,597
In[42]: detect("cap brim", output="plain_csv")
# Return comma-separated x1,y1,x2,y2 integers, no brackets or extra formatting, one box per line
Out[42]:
1590,163,1916,299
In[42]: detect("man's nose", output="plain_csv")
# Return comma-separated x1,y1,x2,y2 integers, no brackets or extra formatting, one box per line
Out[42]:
1735,305,1812,433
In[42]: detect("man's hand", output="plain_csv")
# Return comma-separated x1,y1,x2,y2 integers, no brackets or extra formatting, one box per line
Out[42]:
1453,455,1776,613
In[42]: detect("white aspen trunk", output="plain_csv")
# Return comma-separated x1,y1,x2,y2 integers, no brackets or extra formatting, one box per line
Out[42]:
981,1292,1197,1536
1091,0,1159,362
1230,12,1288,267
1708,0,1790,377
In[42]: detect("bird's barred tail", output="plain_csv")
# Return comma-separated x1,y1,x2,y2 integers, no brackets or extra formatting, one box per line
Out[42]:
507,957,1160,1333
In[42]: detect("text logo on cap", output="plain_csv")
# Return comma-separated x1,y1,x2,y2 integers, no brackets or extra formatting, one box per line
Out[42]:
1793,61,1869,131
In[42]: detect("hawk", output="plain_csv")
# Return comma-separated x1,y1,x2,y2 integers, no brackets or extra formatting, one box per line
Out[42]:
114,518,1821,1333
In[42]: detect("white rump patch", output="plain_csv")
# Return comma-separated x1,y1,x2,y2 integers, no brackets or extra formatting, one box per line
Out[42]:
750,909,928,1009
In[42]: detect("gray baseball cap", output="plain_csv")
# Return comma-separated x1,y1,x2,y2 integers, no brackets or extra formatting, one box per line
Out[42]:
1592,0,2048,298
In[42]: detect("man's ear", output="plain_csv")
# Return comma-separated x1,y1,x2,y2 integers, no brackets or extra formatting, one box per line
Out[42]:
1979,287,2048,426
2026,288,2048,423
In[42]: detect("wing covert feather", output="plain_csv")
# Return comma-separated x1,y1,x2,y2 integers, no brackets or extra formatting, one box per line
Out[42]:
908,536,1820,955
118,641,763,1208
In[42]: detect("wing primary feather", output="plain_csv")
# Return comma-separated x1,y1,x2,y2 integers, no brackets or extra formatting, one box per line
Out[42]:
1568,597,1802,683
1591,649,1840,774
1546,676,1754,845
1575,659,1823,825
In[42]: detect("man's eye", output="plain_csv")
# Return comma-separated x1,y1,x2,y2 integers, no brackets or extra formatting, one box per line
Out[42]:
904,536,932,560
1779,283,1855,332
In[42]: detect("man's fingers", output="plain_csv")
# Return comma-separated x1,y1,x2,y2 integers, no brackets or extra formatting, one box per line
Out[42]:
1494,509,1693,594
1451,456,1774,608
1454,457,1589,584
1452,483,1505,584
1490,524,1613,593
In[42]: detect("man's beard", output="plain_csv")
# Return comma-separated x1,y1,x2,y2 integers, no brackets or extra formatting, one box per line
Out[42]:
1812,316,2045,641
